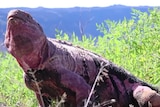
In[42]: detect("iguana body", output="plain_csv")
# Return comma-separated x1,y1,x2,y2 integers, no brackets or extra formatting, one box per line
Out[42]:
5,9,160,107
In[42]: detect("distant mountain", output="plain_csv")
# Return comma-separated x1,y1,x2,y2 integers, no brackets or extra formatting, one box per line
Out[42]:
0,5,155,51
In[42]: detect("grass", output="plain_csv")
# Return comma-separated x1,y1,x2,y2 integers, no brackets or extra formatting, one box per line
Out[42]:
0,53,37,107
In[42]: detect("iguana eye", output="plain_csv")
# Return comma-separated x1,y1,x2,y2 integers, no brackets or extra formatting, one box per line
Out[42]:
27,14,30,18
25,13,31,19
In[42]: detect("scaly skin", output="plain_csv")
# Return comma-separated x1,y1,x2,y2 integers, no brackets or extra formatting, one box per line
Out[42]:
5,9,160,107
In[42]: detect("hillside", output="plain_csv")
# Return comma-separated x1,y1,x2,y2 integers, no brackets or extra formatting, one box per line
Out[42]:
0,5,155,51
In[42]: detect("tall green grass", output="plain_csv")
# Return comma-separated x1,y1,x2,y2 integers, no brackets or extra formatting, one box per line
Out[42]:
0,8,160,106
0,53,37,107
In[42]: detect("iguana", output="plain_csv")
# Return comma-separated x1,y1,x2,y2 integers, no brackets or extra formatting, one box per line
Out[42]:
4,9,160,107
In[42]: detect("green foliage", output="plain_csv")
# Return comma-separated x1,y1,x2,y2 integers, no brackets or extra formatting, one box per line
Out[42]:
95,8,160,84
0,53,37,107
0,8,160,106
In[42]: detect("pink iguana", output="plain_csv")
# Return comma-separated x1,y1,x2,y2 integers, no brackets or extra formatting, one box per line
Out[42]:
4,9,160,107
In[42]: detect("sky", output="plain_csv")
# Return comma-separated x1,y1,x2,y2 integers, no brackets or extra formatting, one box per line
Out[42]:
0,0,160,8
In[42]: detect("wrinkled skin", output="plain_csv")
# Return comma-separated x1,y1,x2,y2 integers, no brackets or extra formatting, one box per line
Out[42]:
5,9,160,107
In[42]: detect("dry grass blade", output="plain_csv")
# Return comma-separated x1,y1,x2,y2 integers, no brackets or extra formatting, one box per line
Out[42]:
28,70,45,107
84,62,110,107
55,93,67,107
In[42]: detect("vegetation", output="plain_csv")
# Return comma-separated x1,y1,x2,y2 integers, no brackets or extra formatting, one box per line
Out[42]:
0,8,160,106
0,53,37,107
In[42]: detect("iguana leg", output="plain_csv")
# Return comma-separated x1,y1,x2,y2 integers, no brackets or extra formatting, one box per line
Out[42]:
36,93,52,107
57,67,91,106
133,85,160,107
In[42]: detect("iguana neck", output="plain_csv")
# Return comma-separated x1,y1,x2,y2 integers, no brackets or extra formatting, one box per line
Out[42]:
18,38,51,72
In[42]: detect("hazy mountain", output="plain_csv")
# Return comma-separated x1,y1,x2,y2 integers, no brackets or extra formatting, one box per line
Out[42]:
0,5,154,51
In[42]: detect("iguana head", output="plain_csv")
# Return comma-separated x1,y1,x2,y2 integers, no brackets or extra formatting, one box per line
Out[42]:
5,9,47,70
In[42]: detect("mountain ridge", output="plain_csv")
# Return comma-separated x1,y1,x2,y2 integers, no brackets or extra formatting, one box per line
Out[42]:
0,5,155,51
